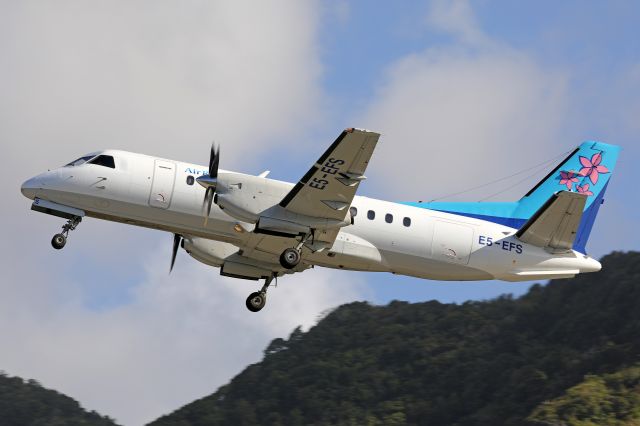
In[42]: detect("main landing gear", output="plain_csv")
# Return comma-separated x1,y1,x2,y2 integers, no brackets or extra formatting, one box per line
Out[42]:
279,231,314,270
51,216,82,250
246,274,276,312
279,247,301,269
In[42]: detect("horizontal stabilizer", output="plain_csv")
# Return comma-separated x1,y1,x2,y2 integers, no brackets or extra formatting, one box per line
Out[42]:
515,191,586,252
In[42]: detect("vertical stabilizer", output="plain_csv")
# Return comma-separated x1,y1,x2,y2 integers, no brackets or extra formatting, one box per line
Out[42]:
515,141,619,253
402,141,619,254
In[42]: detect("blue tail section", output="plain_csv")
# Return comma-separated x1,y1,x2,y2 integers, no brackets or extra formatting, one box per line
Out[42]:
401,141,620,253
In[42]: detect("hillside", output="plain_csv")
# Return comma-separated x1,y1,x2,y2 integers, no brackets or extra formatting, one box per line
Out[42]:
0,372,119,426
149,251,640,426
528,364,640,425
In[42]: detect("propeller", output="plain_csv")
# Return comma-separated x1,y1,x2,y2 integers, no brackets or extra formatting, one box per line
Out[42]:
196,144,220,226
170,233,182,273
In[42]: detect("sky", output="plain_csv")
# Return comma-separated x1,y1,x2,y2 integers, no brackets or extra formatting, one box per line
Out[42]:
1,1,639,424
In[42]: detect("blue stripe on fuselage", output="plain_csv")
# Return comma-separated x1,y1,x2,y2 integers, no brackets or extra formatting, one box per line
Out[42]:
401,201,527,229
427,209,526,229
400,198,601,254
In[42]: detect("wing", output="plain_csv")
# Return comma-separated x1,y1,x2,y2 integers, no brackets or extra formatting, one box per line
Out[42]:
516,191,587,252
279,128,380,220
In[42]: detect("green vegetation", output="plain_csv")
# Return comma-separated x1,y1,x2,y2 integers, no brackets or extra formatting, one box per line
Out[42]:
149,251,640,426
0,372,119,426
2,251,638,425
529,364,640,426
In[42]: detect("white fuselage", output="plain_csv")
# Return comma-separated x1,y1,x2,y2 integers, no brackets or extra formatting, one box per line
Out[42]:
21,150,601,282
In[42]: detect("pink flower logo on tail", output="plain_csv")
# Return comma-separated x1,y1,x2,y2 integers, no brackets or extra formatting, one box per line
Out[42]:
576,183,594,196
559,170,579,190
579,152,609,184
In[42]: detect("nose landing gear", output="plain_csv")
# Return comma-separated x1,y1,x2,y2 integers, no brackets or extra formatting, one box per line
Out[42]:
51,216,82,250
246,274,276,312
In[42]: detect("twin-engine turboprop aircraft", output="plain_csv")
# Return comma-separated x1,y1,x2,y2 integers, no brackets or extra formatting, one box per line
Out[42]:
21,129,618,312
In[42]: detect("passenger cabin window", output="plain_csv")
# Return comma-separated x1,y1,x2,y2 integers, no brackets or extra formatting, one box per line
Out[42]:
88,155,115,169
186,175,195,185
385,213,393,223
403,217,411,227
367,210,375,220
349,206,357,217
65,155,95,167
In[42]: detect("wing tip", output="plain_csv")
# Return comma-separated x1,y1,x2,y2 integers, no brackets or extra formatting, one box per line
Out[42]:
345,127,380,136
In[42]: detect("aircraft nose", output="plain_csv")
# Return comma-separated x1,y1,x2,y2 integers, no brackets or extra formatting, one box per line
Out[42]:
21,176,41,200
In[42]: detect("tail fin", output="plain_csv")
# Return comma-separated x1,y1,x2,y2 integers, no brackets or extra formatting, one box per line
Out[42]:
515,141,620,253
401,141,619,254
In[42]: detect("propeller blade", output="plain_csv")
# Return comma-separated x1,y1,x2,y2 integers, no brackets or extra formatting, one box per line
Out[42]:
170,233,181,273
209,144,220,178
203,187,215,226
199,143,220,226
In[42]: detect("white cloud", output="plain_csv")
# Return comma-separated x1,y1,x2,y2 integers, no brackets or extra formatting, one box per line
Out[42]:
0,1,324,171
0,244,368,425
2,1,637,424
0,1,372,425
426,0,491,47
359,1,570,202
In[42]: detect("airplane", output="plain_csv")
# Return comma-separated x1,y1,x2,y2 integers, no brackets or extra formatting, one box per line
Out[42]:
20,128,619,312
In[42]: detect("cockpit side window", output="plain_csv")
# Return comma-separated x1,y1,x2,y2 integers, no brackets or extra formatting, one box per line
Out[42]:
88,155,116,169
65,155,95,167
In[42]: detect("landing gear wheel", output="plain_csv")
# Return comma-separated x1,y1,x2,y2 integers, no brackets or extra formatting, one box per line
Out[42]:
279,247,301,269
51,233,66,250
50,216,81,251
246,292,266,312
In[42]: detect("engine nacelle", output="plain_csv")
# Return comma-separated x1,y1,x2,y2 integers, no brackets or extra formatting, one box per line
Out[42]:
214,172,291,223
214,171,353,235
182,236,277,280
215,192,259,223
182,237,238,267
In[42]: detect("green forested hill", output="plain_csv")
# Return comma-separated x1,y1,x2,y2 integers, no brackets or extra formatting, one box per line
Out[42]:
149,251,640,426
528,364,640,425
0,373,119,426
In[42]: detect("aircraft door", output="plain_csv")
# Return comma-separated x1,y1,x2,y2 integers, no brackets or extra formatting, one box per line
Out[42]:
149,160,176,209
431,220,473,264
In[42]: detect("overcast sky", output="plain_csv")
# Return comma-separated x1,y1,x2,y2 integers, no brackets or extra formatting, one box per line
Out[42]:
1,1,639,424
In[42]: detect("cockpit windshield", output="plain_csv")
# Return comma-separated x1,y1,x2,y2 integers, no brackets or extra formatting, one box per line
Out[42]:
65,155,95,167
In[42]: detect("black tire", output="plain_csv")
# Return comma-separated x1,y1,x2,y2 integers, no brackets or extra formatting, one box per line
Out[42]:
51,234,66,250
246,291,266,312
279,248,301,269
